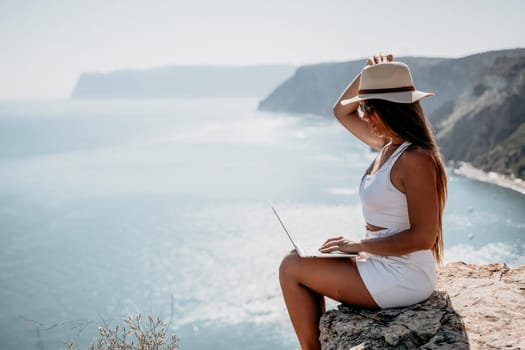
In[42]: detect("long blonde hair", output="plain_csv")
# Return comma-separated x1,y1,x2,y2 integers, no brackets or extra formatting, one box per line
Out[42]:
367,99,447,263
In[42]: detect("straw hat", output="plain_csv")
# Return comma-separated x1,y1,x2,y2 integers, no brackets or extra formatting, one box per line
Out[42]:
340,61,434,105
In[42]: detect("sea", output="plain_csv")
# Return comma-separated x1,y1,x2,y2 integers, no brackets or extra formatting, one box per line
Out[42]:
0,97,524,350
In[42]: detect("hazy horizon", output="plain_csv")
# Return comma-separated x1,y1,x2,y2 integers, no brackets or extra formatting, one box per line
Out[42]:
1,0,524,99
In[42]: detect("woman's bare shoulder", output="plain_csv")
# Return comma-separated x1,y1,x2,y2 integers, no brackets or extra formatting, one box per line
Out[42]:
401,146,436,175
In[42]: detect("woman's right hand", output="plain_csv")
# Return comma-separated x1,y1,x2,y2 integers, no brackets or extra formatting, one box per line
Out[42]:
367,53,393,65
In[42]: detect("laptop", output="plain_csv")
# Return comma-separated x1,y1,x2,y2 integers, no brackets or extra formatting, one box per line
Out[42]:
272,206,358,258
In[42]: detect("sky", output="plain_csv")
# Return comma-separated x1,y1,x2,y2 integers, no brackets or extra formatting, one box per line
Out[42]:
1,0,524,99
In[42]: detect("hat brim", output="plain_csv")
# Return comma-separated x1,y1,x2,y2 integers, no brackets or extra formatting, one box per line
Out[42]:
340,90,434,106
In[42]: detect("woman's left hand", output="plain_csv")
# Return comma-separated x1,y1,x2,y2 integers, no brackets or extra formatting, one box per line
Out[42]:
319,236,362,254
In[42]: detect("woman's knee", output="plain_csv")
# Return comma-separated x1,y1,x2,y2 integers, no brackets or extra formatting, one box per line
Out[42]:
279,250,302,282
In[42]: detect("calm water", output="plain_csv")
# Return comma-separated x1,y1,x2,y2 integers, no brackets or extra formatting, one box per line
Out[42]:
0,98,524,350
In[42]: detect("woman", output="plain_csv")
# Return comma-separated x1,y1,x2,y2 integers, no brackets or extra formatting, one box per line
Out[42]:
278,54,447,350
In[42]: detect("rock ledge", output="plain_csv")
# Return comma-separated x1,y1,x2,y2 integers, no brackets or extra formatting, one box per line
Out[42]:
319,262,525,349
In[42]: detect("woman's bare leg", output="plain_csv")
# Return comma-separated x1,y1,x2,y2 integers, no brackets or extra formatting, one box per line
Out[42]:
279,252,377,350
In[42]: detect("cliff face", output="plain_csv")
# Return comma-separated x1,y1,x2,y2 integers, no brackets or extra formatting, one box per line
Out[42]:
258,49,525,180
434,52,525,178
319,262,525,350
258,61,366,116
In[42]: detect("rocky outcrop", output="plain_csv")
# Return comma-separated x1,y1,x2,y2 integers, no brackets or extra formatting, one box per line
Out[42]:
319,262,525,349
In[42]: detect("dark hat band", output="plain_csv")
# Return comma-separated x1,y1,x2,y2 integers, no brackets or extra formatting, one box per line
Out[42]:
359,86,415,95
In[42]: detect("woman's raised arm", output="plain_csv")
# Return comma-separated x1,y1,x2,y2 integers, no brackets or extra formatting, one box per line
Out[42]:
332,74,383,151
332,54,394,151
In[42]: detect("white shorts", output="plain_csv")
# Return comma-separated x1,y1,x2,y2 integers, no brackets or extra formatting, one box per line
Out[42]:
356,228,436,309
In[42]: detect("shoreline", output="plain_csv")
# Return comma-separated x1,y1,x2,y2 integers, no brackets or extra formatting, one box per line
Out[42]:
453,162,525,196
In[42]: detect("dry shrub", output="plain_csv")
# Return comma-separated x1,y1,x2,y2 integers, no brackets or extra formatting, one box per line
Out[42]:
65,314,178,350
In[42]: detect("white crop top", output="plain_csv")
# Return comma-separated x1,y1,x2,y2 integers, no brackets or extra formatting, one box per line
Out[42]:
359,142,412,231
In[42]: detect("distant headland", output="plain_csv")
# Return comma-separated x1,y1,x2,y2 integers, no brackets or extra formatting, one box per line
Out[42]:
70,64,295,99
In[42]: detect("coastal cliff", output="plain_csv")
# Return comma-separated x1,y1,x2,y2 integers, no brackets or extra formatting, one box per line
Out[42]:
258,49,525,181
319,262,525,349
435,52,525,179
